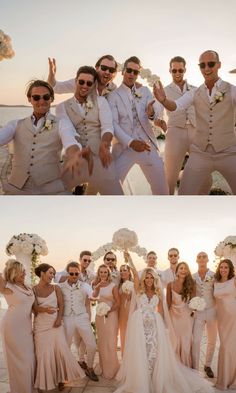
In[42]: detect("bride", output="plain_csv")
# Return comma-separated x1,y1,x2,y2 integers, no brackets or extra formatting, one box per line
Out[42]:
114,253,213,393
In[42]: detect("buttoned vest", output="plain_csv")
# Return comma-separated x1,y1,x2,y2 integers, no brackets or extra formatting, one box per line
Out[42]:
193,81,236,152
60,282,87,316
9,116,62,188
193,271,215,309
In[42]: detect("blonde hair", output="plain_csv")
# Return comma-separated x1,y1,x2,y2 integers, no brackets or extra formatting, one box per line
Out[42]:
138,267,162,298
3,259,25,283
93,264,112,286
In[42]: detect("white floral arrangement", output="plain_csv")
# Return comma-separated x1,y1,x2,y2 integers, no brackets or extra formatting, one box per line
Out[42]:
0,29,15,61
117,63,160,88
112,228,138,251
214,236,236,261
213,91,225,106
189,296,206,316
96,302,111,318
6,233,48,256
122,280,134,294
43,119,54,131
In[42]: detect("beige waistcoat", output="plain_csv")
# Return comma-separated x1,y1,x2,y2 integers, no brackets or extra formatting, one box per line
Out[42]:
193,81,236,152
165,82,196,128
64,94,101,155
9,116,62,188
192,271,215,309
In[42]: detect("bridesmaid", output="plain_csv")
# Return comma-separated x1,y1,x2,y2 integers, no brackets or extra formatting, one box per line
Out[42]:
214,259,236,390
0,259,36,393
167,261,196,367
92,264,120,379
118,264,133,355
33,263,85,391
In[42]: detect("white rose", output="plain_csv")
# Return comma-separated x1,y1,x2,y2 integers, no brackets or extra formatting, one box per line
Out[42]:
214,242,224,257
96,302,111,317
223,244,232,258
21,241,33,255
122,280,134,294
189,296,206,311
112,228,138,250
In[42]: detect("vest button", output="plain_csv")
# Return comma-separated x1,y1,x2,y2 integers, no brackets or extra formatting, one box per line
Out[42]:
209,127,212,129
33,142,36,145
32,148,35,151
34,134,37,137
31,156,34,158
27,171,30,175
30,163,33,166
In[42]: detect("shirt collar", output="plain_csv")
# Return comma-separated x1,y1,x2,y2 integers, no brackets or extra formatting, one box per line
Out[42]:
204,77,222,90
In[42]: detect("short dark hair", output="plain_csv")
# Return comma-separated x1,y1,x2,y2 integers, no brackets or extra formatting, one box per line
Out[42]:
76,66,98,81
26,80,54,101
35,263,56,278
124,56,141,70
103,251,116,261
200,50,220,62
168,247,179,255
147,251,157,258
66,261,80,272
95,55,118,70
80,250,92,259
215,259,235,282
169,56,186,67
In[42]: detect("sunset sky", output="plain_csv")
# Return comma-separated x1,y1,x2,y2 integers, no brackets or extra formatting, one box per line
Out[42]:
1,0,236,105
0,197,235,273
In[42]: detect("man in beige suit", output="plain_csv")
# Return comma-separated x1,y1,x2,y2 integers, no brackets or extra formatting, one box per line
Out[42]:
161,247,179,287
192,252,217,378
0,80,85,195
56,66,123,194
154,50,236,194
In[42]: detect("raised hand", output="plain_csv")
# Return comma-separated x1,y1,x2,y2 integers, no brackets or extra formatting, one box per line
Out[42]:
153,80,166,103
99,141,112,168
47,57,57,87
154,118,167,132
146,100,155,119
130,139,151,152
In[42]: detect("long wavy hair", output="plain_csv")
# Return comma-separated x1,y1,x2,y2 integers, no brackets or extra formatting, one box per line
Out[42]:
175,262,195,302
119,264,132,288
138,267,162,299
214,259,235,282
3,259,25,283
92,264,112,287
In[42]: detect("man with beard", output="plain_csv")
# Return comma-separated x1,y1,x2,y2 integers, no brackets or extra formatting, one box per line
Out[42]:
161,247,179,287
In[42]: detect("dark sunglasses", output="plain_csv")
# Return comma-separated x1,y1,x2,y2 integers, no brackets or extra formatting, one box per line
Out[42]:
100,64,116,74
198,255,207,258
106,257,116,262
31,94,51,101
69,272,79,276
126,68,140,76
82,259,91,263
198,62,217,69
171,69,185,74
169,254,178,257
77,79,94,87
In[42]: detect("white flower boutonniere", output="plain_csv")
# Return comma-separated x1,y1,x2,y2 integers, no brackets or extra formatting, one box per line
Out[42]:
85,99,93,113
43,119,54,131
204,276,213,283
213,91,225,106
73,281,81,290
134,91,142,99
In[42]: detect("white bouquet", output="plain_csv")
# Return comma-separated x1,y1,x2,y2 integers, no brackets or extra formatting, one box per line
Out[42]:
122,280,134,294
112,228,138,251
189,296,206,316
215,236,236,259
96,302,111,317
6,233,48,256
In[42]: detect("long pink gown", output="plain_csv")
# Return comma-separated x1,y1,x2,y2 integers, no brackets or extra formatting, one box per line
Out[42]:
214,277,236,390
169,288,194,367
34,288,85,390
1,283,36,393
118,287,132,355
96,282,119,379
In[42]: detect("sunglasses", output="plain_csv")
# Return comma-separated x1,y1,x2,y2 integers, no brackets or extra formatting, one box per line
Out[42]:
126,68,140,76
69,272,79,276
100,64,116,74
77,79,94,87
171,69,185,74
169,254,178,257
106,258,116,262
198,255,207,258
82,259,91,263
198,62,217,69
31,94,51,101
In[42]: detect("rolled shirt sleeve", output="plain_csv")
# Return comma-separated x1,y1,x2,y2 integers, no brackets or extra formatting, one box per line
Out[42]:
175,89,196,110
97,96,114,137
54,79,76,94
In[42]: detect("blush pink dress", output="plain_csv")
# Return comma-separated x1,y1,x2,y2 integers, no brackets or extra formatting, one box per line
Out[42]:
96,282,119,379
169,288,194,367
34,288,85,390
1,283,36,393
214,277,236,390
118,284,132,355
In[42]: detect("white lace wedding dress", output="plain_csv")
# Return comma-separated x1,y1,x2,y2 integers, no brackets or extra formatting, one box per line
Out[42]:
115,293,213,393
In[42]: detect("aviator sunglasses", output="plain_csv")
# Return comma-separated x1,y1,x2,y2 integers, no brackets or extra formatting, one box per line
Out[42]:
31,94,51,101
198,62,217,69
125,68,140,76
77,79,94,87
105,257,116,262
100,64,116,73
69,272,79,276
171,69,185,74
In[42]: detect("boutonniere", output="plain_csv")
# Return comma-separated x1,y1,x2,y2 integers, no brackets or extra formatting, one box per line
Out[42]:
213,91,225,106
134,91,142,99
204,276,213,283
43,119,54,131
73,281,81,290
85,99,93,113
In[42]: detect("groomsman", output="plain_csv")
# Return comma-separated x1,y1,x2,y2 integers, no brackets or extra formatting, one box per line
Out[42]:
139,251,162,278
48,55,117,97
192,252,217,378
107,56,168,194
161,247,179,287
154,50,236,194
56,66,123,194
103,251,120,285
79,250,96,284
59,261,98,381
0,80,89,195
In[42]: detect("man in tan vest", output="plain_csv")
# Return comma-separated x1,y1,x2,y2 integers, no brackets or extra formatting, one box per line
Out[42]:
161,247,179,288
0,80,87,195
56,66,123,194
153,50,236,195
192,252,217,378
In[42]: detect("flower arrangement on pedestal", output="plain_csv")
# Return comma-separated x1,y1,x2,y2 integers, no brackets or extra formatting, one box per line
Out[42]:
0,30,15,61
6,233,48,284
214,236,236,266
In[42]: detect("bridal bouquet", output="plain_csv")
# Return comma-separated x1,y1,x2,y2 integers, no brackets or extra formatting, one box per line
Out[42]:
122,280,134,294
189,296,206,316
96,302,111,319
112,228,138,251
214,236,236,260
6,233,48,256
